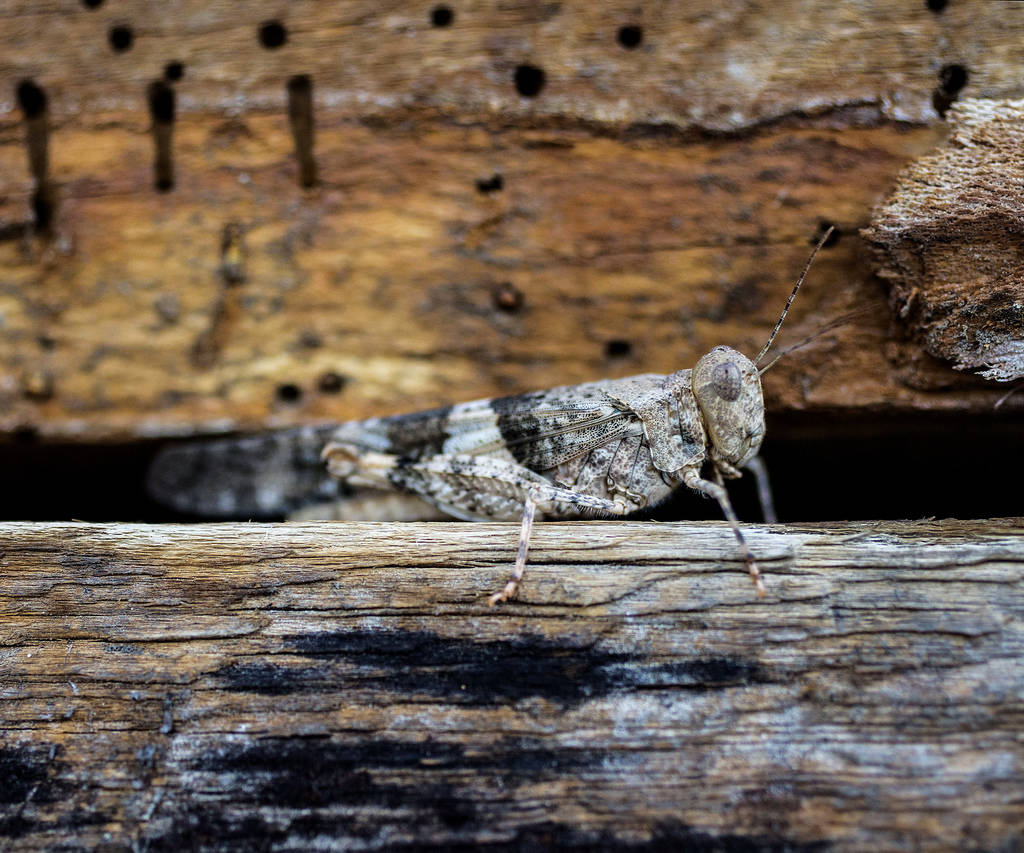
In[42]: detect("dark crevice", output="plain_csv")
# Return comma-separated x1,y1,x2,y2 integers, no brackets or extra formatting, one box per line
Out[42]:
932,63,969,118
147,81,175,192
16,79,54,233
475,173,504,194
286,75,317,188
0,415,1021,522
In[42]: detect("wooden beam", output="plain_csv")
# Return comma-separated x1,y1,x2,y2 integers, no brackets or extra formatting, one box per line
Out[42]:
2,519,1023,850
5,2,1024,440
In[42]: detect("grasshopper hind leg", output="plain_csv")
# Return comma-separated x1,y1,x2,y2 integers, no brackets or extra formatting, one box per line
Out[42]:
487,482,635,606
322,441,635,605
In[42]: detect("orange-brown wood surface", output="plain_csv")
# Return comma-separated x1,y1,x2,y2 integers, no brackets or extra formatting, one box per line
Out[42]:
2,1,1024,442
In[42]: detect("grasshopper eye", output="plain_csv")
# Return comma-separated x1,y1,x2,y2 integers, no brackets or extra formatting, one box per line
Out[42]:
711,361,742,401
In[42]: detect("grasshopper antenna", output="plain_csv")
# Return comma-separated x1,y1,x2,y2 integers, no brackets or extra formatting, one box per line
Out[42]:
757,306,873,376
994,381,1024,410
753,225,834,367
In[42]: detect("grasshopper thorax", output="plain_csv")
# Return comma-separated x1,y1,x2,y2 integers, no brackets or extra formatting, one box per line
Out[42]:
692,346,765,469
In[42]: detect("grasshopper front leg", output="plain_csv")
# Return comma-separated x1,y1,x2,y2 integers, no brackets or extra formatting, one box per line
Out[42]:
682,467,767,596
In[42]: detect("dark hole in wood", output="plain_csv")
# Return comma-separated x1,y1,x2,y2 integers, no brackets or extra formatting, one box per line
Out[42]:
37,336,56,351
81,0,104,7
276,383,303,404
17,80,53,232
617,25,643,49
317,372,348,394
16,80,47,119
814,221,840,247
492,282,524,313
148,81,175,123
147,81,176,192
926,0,948,11
939,63,968,94
476,174,504,194
109,25,134,53
164,61,184,82
514,64,546,97
259,21,287,49
605,340,632,359
31,191,55,232
286,74,317,188
431,5,454,27
932,64,969,118
299,330,323,349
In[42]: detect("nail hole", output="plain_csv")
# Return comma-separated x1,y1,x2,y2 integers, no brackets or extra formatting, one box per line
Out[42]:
147,81,175,192
108,25,134,53
475,173,504,194
514,64,546,98
815,221,841,247
605,340,632,359
939,63,968,94
286,74,317,188
932,63,968,117
258,20,287,49
925,0,948,11
81,0,104,8
492,282,524,313
16,80,47,119
164,61,184,82
430,5,454,27
617,25,643,49
37,335,56,351
276,383,303,403
317,372,347,394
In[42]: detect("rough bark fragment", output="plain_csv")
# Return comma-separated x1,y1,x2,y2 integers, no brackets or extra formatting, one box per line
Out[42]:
1,519,1023,852
865,98,1024,383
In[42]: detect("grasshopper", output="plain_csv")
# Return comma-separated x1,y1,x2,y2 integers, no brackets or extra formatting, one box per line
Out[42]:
148,228,832,604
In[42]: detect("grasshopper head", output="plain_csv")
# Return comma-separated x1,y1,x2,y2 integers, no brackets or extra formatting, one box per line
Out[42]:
692,346,765,468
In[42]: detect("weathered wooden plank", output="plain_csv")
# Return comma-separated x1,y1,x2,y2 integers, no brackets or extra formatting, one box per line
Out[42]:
4,1,1024,442
2,519,1023,851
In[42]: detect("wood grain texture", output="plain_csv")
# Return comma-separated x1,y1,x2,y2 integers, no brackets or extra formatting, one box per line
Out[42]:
865,98,1024,383
2,519,1023,851
2,1,1024,441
